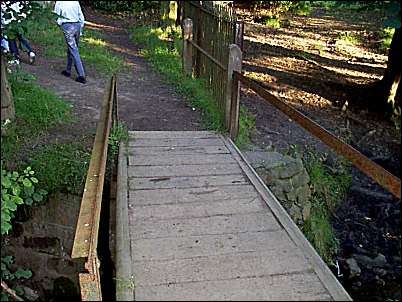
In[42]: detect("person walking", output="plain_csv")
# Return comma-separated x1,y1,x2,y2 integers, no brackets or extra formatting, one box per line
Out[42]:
54,1,86,84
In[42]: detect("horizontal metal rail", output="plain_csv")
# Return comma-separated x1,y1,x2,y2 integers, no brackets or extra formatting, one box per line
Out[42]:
188,39,227,71
234,71,401,199
71,74,117,300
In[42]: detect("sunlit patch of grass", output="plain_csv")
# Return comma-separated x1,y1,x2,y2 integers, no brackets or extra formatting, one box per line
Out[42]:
379,27,395,51
263,16,281,28
338,32,359,45
28,18,127,74
82,36,107,47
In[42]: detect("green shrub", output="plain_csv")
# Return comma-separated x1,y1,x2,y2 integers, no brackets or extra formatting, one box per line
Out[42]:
1,164,47,235
301,149,352,264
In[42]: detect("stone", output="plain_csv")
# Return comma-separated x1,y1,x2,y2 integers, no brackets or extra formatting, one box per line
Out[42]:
346,258,361,278
244,151,284,170
291,169,310,189
268,185,286,201
295,185,311,203
273,178,293,193
373,253,387,267
353,254,374,268
21,286,40,301
286,190,297,202
278,156,303,179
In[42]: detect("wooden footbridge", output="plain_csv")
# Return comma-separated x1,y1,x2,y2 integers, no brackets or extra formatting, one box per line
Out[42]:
114,130,351,301
70,3,400,299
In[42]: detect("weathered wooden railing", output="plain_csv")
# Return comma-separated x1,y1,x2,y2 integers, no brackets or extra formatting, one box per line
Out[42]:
182,20,401,199
71,74,118,300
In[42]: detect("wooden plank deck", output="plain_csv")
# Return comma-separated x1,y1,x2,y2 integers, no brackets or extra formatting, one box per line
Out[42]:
115,131,351,301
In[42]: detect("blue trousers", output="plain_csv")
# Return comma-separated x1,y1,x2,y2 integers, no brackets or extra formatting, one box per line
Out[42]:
9,33,33,59
61,22,85,77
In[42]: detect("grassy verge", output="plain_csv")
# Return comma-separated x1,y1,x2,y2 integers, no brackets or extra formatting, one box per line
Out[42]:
1,71,90,195
27,15,127,74
1,71,73,163
301,149,352,264
129,25,254,146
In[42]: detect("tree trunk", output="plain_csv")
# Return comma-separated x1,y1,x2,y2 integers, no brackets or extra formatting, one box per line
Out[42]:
1,54,15,122
348,27,401,117
381,26,401,112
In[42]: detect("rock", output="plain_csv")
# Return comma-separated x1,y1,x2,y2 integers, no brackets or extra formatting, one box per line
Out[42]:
373,268,387,277
373,253,387,267
354,254,374,268
291,169,310,188
279,156,303,178
273,178,293,193
346,258,361,278
22,286,40,301
244,151,284,170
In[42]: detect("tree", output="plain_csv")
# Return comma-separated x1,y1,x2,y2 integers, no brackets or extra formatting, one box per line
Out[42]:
345,1,401,122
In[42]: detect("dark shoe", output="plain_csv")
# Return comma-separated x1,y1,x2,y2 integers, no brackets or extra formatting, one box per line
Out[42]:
75,76,87,84
61,70,71,77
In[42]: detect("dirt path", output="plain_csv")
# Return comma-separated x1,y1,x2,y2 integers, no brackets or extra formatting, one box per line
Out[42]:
24,7,202,138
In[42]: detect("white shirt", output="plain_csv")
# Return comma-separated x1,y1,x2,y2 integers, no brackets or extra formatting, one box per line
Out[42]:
53,1,84,27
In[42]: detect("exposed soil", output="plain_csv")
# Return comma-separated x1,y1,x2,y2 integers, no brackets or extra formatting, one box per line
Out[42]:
238,7,401,301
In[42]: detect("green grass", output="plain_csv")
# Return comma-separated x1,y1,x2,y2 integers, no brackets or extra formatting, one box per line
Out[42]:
129,25,254,144
338,32,359,45
301,149,352,264
379,27,395,51
1,74,73,163
263,16,281,28
28,17,127,74
1,72,91,196
26,141,91,195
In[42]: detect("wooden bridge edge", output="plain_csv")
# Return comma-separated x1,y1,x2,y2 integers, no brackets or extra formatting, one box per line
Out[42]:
221,135,353,301
115,142,135,301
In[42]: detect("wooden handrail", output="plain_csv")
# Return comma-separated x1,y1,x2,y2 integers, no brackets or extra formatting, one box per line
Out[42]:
71,74,118,301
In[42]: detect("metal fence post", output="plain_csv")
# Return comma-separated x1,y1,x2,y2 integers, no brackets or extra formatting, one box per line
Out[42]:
226,44,242,138
182,18,193,76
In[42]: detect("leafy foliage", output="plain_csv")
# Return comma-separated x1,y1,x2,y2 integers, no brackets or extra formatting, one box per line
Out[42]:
1,1,55,39
83,1,159,13
301,149,351,264
1,163,47,236
1,255,32,301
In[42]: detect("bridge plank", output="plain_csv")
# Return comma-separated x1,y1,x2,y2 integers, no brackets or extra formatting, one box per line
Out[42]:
129,212,281,240
129,154,236,166
128,137,224,147
134,273,332,301
131,230,294,261
133,249,311,287
129,130,217,139
128,163,242,178
130,197,267,220
129,185,259,206
129,145,230,155
129,175,248,190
